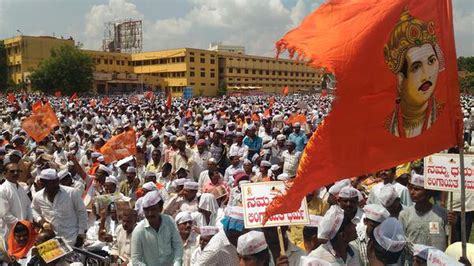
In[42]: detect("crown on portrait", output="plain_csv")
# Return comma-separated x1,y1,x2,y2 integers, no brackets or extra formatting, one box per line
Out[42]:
384,8,437,73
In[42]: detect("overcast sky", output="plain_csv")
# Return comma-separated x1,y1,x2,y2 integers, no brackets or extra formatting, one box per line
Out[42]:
0,0,472,57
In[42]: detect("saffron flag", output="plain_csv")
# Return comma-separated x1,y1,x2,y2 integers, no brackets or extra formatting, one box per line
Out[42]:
89,99,97,108
269,96,275,108
265,0,462,219
54,91,62,97
251,113,260,122
100,129,137,164
7,93,16,104
69,92,78,102
32,101,43,113
166,93,172,109
144,91,155,101
102,96,110,106
282,86,289,96
286,114,307,125
21,103,59,143
264,108,271,118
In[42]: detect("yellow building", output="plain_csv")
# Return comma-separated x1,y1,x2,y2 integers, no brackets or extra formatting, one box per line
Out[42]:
2,35,74,85
1,35,321,96
218,51,322,94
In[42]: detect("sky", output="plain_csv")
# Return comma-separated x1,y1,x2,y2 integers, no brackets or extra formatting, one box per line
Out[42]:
0,0,472,57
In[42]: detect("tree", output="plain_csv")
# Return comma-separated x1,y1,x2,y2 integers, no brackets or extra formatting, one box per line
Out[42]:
457,56,474,72
0,44,7,91
29,45,94,95
217,82,227,96
460,75,474,94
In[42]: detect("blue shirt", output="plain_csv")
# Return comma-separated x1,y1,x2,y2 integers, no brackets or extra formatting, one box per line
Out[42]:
288,132,308,152
131,214,183,266
243,136,263,159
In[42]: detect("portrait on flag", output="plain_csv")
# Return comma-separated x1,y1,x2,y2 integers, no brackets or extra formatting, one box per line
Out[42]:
384,9,446,138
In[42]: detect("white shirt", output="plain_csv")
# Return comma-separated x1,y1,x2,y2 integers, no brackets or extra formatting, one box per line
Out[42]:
0,180,32,237
32,185,88,244
192,150,211,181
223,164,243,185
309,241,361,266
196,231,239,265
229,143,248,161
282,150,302,177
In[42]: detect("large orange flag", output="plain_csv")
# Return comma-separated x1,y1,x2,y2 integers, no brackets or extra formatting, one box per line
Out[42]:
22,103,59,142
32,101,43,113
100,129,137,164
265,0,462,219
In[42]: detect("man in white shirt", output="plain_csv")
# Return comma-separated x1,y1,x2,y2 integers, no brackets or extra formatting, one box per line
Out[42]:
192,139,211,181
223,155,243,186
281,140,302,178
367,167,412,207
0,161,32,237
228,132,248,162
32,168,88,246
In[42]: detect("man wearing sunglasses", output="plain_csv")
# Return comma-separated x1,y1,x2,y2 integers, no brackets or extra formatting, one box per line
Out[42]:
0,158,33,239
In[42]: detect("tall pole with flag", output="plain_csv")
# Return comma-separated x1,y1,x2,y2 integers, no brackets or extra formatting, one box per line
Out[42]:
264,0,463,243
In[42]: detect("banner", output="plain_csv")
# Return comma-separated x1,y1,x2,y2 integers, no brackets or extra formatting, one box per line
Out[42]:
21,103,59,142
424,153,474,192
241,181,309,228
100,129,137,163
36,237,73,264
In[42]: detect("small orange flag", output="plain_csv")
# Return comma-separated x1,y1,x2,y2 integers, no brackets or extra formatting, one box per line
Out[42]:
286,114,306,125
100,129,137,164
102,96,110,106
265,0,462,219
251,113,260,122
269,96,275,109
89,99,97,108
54,91,62,97
69,92,78,102
264,108,271,118
32,101,43,113
281,86,289,96
7,93,16,104
22,103,59,142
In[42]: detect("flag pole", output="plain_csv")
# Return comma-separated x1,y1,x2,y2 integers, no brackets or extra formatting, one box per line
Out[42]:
458,146,467,258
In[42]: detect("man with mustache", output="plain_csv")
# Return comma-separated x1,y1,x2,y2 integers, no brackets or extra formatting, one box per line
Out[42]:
384,10,443,138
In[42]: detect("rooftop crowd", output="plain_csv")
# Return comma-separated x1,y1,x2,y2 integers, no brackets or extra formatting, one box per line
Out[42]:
0,92,473,265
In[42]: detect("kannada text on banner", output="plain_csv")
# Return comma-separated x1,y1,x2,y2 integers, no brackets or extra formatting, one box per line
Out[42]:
424,153,474,192
241,181,309,228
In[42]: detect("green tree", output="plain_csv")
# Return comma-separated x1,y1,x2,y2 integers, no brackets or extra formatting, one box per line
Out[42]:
460,75,474,93
0,43,7,91
29,45,94,95
217,82,227,96
457,56,474,72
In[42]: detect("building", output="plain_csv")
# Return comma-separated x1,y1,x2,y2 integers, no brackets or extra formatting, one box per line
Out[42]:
1,35,322,96
2,35,74,85
217,51,321,95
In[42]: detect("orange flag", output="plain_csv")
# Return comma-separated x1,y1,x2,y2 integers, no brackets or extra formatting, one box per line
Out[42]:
7,93,16,104
281,86,289,96
89,99,97,108
100,129,137,164
22,103,59,143
286,114,306,125
264,108,271,118
102,96,110,106
265,0,462,219
269,96,275,108
54,91,62,97
144,91,155,101
69,92,78,102
32,101,43,113
251,113,260,122
166,93,172,109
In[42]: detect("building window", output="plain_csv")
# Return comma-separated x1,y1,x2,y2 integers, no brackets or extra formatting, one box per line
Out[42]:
201,72,205,77
210,59,215,64
190,82,195,85
236,68,241,74
244,69,249,74
210,73,215,77
252,70,256,74
229,68,233,73
190,52,195,55
201,83,206,86
211,83,215,86
190,57,195,62
200,58,205,63
190,71,195,77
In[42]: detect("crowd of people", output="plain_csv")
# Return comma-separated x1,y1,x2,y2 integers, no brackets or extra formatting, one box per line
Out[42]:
0,92,473,266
